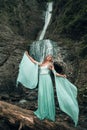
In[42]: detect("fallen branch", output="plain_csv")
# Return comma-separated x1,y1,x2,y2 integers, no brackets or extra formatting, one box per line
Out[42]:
0,101,34,129
0,101,77,130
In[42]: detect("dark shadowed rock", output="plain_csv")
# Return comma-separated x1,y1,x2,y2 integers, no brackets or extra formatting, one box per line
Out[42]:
0,0,45,91
0,0,87,130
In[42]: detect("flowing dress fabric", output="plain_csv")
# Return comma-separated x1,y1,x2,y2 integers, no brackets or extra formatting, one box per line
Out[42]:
16,54,79,125
55,76,79,126
34,66,55,121
16,53,38,89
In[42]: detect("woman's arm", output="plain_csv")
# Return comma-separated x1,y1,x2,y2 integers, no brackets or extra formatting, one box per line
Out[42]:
56,73,66,78
25,51,41,65
49,63,66,78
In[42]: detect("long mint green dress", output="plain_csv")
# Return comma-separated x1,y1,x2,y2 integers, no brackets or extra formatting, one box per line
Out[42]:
34,65,55,121
17,52,79,126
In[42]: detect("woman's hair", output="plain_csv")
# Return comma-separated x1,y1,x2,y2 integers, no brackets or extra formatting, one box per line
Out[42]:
43,55,52,62
26,45,30,54
53,62,63,74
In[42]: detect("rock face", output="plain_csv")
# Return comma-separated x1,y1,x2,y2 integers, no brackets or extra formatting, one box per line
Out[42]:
0,0,87,130
0,0,45,91
45,0,87,100
45,1,87,129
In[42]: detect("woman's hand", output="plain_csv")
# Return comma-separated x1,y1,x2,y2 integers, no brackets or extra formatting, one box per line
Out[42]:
25,51,41,65
25,51,37,64
56,73,67,78
63,74,66,78
36,62,42,66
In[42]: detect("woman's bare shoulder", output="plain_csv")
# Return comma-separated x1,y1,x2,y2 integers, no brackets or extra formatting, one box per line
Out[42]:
24,51,27,55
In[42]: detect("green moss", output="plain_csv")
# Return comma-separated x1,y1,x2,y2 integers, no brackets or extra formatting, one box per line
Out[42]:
47,0,53,2
53,0,87,40
82,34,87,44
79,45,87,58
59,37,74,47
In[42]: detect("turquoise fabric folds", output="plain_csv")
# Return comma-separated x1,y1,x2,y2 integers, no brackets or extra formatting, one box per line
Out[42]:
55,76,79,126
16,53,79,126
34,66,55,121
16,53,38,89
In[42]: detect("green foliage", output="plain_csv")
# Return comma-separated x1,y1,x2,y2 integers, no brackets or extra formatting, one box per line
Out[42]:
79,46,87,58
36,0,53,2
0,0,42,39
47,0,53,2
54,0,87,40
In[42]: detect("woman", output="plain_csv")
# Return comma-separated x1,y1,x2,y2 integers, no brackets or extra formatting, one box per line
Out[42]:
17,51,79,126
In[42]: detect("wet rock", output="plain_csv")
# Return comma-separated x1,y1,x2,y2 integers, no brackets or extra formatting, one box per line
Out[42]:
0,0,87,130
19,99,27,104
0,0,45,91
0,119,11,130
0,94,10,100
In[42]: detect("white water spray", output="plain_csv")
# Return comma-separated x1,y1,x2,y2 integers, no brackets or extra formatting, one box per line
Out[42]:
39,2,53,40
29,1,58,62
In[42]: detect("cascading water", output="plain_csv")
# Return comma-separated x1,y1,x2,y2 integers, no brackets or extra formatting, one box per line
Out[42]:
39,2,53,40
29,1,61,63
29,39,57,62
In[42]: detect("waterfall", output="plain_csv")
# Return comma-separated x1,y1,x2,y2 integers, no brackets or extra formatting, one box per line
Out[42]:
29,1,59,62
39,2,53,40
29,39,57,62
